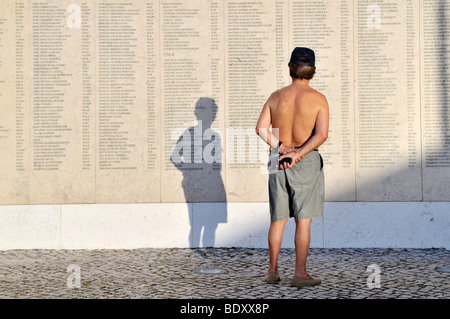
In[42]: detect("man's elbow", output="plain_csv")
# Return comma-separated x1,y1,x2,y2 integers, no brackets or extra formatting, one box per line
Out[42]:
318,131,328,144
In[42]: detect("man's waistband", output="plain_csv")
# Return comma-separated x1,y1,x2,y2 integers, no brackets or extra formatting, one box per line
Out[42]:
270,141,318,154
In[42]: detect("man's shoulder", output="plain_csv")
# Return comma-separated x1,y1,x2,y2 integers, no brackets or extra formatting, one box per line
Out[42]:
269,84,327,103
271,86,287,95
271,85,294,98
304,85,324,96
308,87,328,103
267,87,285,102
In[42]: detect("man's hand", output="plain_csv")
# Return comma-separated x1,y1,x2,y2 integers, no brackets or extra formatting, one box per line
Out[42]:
278,152,304,169
278,143,298,155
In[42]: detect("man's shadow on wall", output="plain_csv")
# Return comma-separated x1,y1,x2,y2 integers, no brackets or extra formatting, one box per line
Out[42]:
170,97,227,248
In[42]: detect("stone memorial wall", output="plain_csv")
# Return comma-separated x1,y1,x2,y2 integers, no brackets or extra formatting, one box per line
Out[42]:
0,0,449,205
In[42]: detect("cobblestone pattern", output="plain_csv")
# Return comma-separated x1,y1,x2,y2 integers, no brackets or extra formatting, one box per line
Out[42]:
0,248,448,299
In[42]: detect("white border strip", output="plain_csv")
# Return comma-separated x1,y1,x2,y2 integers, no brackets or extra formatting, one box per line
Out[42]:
0,202,448,250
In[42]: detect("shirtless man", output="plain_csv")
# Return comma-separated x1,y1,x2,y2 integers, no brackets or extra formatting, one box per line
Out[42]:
256,47,329,287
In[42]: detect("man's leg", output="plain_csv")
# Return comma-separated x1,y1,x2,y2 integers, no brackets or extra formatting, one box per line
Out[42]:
267,219,288,274
294,218,312,278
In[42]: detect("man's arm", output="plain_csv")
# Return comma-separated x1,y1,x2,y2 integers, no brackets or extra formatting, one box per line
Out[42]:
279,95,329,169
256,94,280,149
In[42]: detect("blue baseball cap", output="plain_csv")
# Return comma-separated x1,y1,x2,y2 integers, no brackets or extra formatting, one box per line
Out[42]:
290,47,315,66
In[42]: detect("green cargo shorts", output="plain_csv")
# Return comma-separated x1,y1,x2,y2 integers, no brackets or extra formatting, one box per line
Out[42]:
268,150,324,221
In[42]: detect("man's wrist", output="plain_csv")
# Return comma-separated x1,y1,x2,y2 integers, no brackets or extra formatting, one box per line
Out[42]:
277,141,283,151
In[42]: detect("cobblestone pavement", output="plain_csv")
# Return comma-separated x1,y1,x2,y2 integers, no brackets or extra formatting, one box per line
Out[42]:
0,248,448,299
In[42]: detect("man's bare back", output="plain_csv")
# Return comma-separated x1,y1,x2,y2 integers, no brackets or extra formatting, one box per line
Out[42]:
256,78,329,168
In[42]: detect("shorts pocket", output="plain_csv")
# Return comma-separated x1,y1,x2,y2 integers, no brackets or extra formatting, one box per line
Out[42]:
288,161,314,185
296,160,313,170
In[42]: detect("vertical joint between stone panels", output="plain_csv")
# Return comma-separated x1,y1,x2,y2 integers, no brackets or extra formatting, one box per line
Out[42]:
190,203,194,248
59,205,63,250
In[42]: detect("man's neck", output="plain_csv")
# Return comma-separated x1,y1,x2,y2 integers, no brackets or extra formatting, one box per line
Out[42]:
292,78,310,86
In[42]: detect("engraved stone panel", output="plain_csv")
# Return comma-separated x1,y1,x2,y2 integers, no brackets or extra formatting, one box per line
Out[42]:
0,0,30,204
354,0,422,201
223,0,277,202
28,0,96,203
94,0,160,203
160,0,225,203
421,0,450,201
